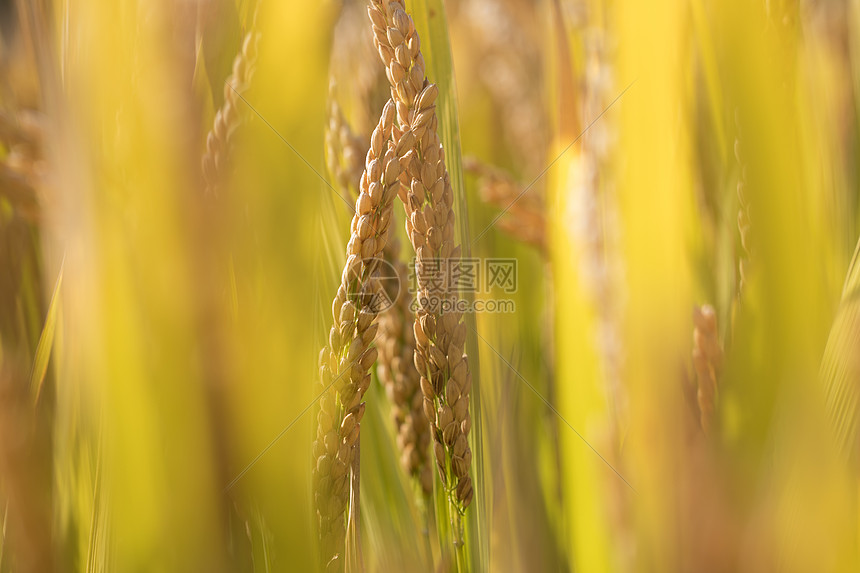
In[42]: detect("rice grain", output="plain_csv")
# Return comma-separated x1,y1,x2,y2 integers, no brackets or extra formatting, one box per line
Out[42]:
368,0,474,511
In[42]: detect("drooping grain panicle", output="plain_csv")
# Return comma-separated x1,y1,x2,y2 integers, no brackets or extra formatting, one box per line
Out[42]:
325,76,433,498
201,29,260,197
367,0,474,511
377,234,434,495
692,305,722,434
325,96,367,203
312,99,417,571
326,0,434,498
464,157,546,255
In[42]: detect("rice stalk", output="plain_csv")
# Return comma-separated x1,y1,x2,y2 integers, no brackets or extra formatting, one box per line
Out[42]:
367,0,475,521
201,28,260,197
312,98,417,571
323,52,433,503
324,89,434,500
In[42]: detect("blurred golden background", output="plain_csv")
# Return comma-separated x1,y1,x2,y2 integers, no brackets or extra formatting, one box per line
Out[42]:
1,0,859,571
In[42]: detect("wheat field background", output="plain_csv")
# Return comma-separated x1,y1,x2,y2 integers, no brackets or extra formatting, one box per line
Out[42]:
1,0,859,571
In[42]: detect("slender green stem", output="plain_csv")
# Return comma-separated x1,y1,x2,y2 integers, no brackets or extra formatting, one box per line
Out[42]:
433,477,451,568
434,451,470,572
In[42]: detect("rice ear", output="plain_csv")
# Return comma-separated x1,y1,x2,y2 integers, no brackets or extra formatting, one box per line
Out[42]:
367,0,474,514
201,28,261,197
313,98,416,569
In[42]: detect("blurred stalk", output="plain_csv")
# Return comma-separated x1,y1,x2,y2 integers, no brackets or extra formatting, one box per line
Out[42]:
49,1,236,569
711,1,855,569
613,0,694,569
0,2,56,571
224,0,333,570
549,0,630,569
